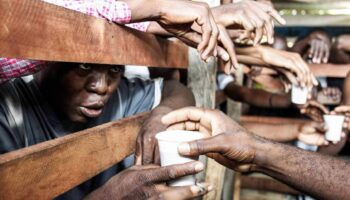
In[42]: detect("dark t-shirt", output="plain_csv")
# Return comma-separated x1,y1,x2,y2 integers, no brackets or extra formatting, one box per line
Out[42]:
0,77,163,199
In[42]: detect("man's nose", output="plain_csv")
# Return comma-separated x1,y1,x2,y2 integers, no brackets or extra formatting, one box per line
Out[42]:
86,74,108,95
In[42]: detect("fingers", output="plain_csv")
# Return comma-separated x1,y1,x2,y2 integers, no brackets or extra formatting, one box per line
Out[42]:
142,133,156,165
166,121,212,137
162,107,213,132
334,106,350,115
149,183,212,200
309,101,330,114
261,4,286,25
298,132,329,146
217,25,238,72
323,43,330,63
196,4,218,60
147,161,204,183
201,14,219,59
178,134,224,157
135,135,143,165
314,122,327,133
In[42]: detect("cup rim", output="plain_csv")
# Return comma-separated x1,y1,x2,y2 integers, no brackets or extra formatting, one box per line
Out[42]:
156,130,204,143
323,114,345,118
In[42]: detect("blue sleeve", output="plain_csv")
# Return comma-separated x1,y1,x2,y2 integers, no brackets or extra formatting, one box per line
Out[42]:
118,77,163,117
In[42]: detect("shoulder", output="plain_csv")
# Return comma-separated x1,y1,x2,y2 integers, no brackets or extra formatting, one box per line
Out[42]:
118,77,163,93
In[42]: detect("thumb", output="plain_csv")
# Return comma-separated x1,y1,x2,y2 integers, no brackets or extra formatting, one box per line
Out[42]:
178,134,224,156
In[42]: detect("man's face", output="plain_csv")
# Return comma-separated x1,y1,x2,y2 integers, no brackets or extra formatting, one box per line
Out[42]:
52,64,123,123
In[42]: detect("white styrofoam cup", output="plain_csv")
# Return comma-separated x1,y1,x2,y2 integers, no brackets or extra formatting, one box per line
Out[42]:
291,85,308,104
156,130,204,186
323,115,345,142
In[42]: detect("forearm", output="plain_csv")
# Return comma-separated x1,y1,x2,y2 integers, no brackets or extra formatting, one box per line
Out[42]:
243,123,299,142
254,137,350,199
224,83,290,108
154,80,195,115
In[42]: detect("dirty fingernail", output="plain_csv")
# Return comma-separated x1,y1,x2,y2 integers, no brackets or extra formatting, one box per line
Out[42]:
178,143,190,154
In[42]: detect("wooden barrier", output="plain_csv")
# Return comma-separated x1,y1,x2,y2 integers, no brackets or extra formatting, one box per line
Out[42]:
0,113,149,200
0,1,348,200
240,115,308,125
0,0,188,68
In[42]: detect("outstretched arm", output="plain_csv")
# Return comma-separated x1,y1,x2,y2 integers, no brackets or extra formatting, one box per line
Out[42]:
224,82,291,108
162,107,350,200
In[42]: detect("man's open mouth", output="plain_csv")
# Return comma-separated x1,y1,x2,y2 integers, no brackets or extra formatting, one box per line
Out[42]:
80,106,103,118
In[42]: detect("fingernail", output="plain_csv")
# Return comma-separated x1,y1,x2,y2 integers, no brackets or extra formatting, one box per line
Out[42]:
194,162,204,172
190,185,200,193
208,185,213,191
194,182,209,193
222,53,229,61
178,143,190,154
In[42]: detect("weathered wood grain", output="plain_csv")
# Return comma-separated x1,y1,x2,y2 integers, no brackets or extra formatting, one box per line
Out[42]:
0,112,149,200
0,0,188,68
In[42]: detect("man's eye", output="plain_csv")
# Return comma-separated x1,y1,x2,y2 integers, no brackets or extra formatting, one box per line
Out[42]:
110,67,121,73
79,64,91,70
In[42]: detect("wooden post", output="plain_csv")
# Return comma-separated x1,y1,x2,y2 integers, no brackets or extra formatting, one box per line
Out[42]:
186,0,224,198
0,113,149,199
188,48,226,200
224,65,244,200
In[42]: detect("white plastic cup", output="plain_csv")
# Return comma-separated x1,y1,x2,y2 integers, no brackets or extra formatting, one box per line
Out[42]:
156,130,204,186
291,85,308,104
323,115,345,142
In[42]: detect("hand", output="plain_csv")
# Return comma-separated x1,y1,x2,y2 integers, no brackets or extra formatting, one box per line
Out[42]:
331,105,350,133
86,162,210,200
307,32,331,64
300,100,329,122
156,0,219,61
161,107,258,172
135,107,171,165
211,0,286,44
320,87,342,101
248,66,263,77
255,46,317,88
298,122,329,146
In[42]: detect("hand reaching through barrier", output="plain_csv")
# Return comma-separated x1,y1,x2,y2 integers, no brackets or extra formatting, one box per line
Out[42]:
307,38,330,64
155,0,219,61
162,107,258,172
211,0,286,44
161,107,350,199
297,122,330,146
306,32,331,64
300,100,330,122
85,162,211,200
255,46,317,89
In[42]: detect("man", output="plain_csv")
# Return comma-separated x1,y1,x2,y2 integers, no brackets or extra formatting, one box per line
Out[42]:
161,107,350,199
0,62,207,199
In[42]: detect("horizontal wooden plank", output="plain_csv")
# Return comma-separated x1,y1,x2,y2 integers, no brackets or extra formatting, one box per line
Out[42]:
0,112,149,200
0,0,188,68
241,115,308,125
241,175,301,195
